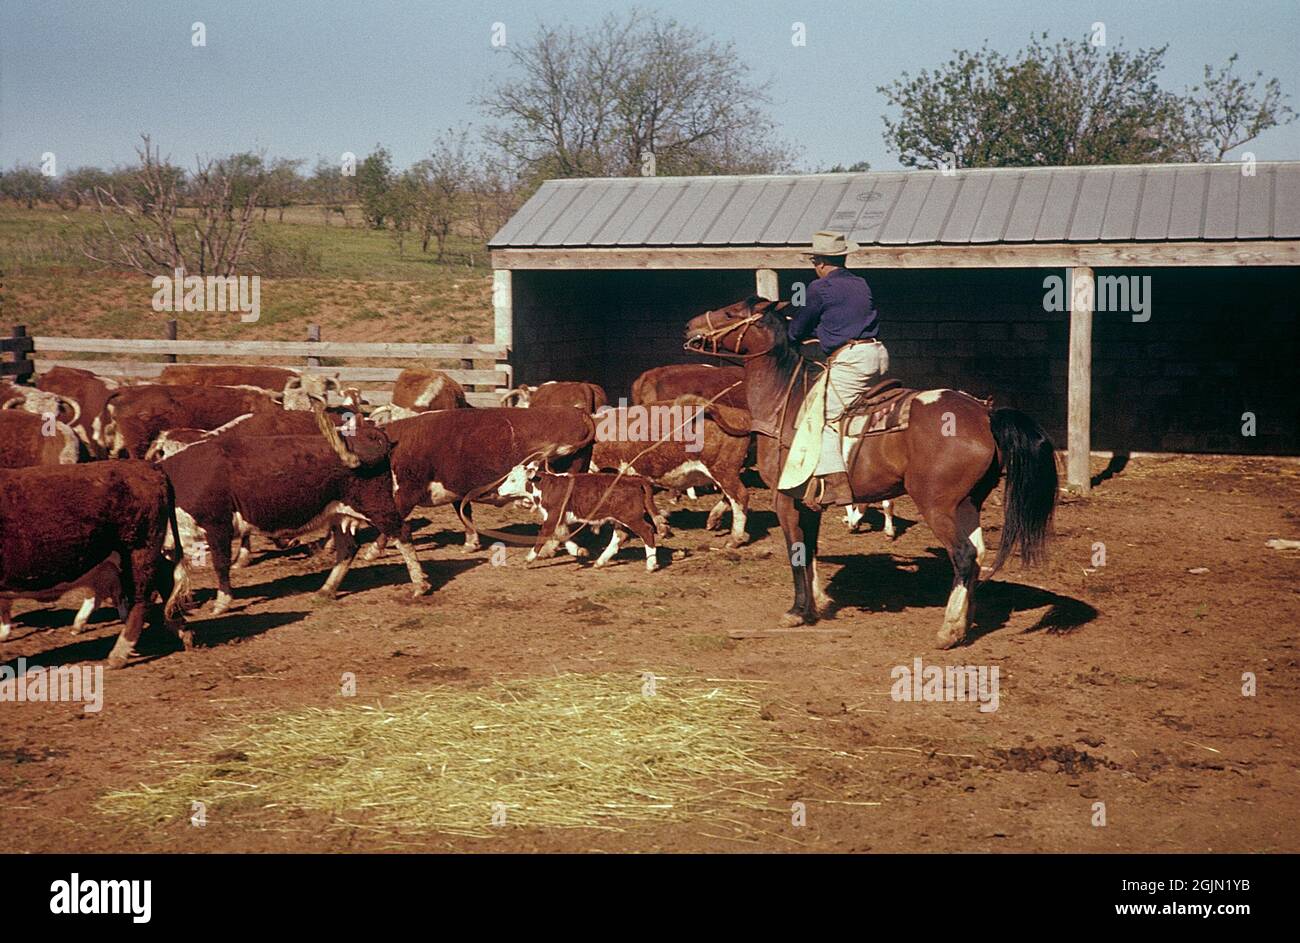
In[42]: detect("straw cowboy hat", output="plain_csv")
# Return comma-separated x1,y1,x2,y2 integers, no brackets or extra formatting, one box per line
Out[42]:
802,230,859,258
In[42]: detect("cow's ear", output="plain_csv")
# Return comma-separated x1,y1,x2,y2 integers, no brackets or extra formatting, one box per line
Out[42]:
526,461,540,479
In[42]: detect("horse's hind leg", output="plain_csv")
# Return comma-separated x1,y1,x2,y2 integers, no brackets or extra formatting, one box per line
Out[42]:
931,497,982,649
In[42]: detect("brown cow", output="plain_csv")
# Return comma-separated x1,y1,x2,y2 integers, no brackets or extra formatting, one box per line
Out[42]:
370,368,468,424
632,364,747,410
161,410,428,614
35,366,119,458
0,461,191,668
105,384,281,458
591,397,753,546
373,406,596,554
0,410,82,467
498,463,661,571
158,363,301,390
501,381,608,412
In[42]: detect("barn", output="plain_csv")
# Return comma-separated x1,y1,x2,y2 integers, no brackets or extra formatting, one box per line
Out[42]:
489,160,1299,492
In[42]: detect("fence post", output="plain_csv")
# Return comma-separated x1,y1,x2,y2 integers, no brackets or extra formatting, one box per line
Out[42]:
307,323,321,368
461,334,476,393
165,320,178,363
4,324,34,384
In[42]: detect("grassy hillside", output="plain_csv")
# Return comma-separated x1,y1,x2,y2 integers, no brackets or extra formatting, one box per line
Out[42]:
0,207,494,346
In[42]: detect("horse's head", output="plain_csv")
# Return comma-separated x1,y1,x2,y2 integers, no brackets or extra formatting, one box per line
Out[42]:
684,296,788,358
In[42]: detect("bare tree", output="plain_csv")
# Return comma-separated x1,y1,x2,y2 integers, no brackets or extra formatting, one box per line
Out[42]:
83,135,265,277
1174,54,1297,160
409,129,474,260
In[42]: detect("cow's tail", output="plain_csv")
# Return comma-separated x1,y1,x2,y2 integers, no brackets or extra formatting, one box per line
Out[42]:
162,476,193,617
988,407,1058,574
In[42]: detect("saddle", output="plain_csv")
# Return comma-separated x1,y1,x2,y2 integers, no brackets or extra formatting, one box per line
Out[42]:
840,379,917,438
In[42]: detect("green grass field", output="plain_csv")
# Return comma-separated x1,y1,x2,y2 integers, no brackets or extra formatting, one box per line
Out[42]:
0,206,495,345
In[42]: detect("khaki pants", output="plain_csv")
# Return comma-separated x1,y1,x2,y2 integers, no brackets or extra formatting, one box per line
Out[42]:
817,341,890,476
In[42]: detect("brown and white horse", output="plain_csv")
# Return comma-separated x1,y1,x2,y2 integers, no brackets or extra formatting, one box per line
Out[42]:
685,296,1058,648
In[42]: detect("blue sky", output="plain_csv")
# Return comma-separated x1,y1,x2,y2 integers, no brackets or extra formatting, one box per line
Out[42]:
2,0,1298,173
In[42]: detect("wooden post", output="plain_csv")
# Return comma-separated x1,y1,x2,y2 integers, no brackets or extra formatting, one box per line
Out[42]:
306,323,321,368
756,268,779,301
493,269,513,395
461,334,476,393
1067,266,1094,494
5,324,34,384
165,320,178,363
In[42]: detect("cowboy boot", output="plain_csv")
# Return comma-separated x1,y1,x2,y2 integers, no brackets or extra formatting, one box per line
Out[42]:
816,472,854,508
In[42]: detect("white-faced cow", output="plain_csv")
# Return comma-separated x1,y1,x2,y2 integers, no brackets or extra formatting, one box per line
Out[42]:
498,463,661,572
500,381,607,412
0,409,81,467
370,368,468,424
105,384,282,458
34,366,121,459
0,461,192,668
160,409,428,614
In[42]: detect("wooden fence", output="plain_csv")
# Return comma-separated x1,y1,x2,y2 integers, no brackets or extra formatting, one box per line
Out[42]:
4,323,512,407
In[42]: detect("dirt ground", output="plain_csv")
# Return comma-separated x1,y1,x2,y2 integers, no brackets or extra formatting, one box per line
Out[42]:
2,453,1297,853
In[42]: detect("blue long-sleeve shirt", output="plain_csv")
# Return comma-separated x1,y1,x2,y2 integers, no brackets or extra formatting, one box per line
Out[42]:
786,268,879,353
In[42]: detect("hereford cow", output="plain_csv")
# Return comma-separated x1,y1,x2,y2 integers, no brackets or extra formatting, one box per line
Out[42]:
35,366,120,458
158,363,301,390
0,461,191,668
631,364,747,410
591,397,753,546
498,463,661,572
0,409,82,467
161,410,428,614
369,368,468,425
105,384,281,458
370,406,596,554
501,381,608,412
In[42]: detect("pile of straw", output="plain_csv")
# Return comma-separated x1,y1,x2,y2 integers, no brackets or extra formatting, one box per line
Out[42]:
99,672,791,838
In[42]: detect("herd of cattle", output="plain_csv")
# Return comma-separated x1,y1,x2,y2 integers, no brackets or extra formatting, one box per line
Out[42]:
0,361,787,668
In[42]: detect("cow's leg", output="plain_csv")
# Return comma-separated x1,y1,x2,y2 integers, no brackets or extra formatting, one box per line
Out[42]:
71,594,97,634
593,528,622,567
105,602,147,669
392,527,431,596
232,532,252,569
460,502,481,552
0,600,11,640
362,533,388,561
705,498,728,531
206,523,237,616
318,521,358,598
712,467,750,547
628,518,659,573
882,499,896,540
532,510,563,560
105,545,155,668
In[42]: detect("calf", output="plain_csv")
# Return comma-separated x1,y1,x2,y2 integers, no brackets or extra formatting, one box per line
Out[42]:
374,406,595,553
161,410,428,614
632,364,747,410
498,463,661,572
0,461,191,668
591,397,753,546
105,384,281,458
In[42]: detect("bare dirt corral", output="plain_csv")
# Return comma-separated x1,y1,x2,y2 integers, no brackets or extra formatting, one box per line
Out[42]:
2,454,1297,852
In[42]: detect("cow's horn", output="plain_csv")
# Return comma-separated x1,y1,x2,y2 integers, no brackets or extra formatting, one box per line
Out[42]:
1,397,24,410
314,404,360,468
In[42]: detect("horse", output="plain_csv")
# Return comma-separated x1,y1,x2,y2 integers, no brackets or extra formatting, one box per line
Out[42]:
684,296,1058,648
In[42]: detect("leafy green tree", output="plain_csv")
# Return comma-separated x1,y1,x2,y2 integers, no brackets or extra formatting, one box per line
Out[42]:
356,146,394,229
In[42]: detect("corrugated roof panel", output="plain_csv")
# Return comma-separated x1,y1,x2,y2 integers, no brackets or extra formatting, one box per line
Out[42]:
674,178,741,244
1003,171,1051,241
702,178,767,243
1067,168,1113,240
731,179,797,244
940,173,992,243
760,176,826,243
825,177,874,233
535,183,607,245
1036,170,1082,241
1167,166,1209,239
562,179,637,246
590,178,663,245
492,182,562,246
908,173,962,243
1135,168,1176,239
877,174,934,244
646,178,715,244
1236,165,1273,238
1100,169,1143,240
1275,163,1300,237
616,179,690,244
1203,165,1241,239
791,177,852,242
507,182,584,246
969,172,1021,242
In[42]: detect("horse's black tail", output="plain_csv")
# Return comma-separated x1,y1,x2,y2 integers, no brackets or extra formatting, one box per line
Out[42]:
989,407,1058,573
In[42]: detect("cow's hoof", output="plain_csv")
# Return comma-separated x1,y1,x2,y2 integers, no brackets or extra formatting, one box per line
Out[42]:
174,627,195,650
211,602,229,617
316,588,337,601
105,651,131,670
725,534,750,549
411,581,432,597
362,544,381,562
936,627,965,649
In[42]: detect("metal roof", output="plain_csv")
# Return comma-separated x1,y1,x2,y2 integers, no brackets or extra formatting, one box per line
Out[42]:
490,161,1300,249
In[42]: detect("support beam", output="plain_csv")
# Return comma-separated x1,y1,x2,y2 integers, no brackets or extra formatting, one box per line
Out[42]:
1067,267,1094,494
756,268,779,300
493,269,513,349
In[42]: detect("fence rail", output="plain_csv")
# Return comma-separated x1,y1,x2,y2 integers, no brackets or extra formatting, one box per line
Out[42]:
7,323,512,407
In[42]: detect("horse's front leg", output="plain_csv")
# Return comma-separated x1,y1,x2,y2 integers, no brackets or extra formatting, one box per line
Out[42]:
775,491,821,627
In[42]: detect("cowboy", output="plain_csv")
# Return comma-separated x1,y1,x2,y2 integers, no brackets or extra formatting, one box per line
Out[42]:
786,230,888,508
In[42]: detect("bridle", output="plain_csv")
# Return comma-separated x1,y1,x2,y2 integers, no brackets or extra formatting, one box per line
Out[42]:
684,306,775,360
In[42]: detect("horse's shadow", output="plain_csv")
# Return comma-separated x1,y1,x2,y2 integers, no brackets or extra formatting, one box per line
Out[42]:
822,549,1097,640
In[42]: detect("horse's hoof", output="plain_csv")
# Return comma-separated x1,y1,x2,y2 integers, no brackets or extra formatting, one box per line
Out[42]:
105,651,130,670
778,610,813,628
936,628,965,649
316,588,337,601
